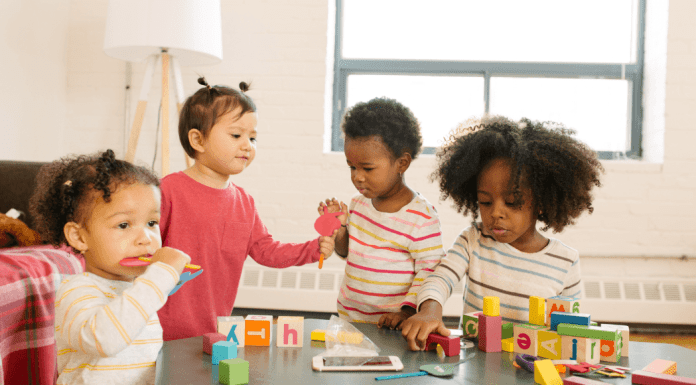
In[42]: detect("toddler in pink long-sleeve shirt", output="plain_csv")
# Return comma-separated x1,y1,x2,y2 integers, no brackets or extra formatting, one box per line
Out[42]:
158,78,338,341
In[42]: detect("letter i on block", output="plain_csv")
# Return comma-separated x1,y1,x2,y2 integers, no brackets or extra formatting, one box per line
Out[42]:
245,315,273,346
218,316,245,347
478,296,502,352
277,316,304,347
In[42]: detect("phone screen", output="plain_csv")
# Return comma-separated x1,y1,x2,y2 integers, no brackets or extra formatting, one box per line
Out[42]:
322,356,393,367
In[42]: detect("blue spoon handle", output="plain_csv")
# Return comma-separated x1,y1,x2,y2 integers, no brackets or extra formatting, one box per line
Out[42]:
375,371,428,381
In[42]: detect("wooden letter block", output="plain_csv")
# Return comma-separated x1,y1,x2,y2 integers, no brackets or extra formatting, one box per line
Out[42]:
212,341,238,365
277,316,304,347
245,315,272,346
513,323,547,356
203,332,226,355
561,336,600,364
534,359,563,385
501,337,514,352
557,324,621,342
643,358,677,375
219,358,249,385
537,330,563,360
462,311,482,338
546,295,580,326
502,322,514,340
529,296,546,326
310,329,326,341
478,313,502,353
630,370,696,385
601,323,629,357
550,312,591,331
425,333,460,356
217,316,245,347
483,296,500,317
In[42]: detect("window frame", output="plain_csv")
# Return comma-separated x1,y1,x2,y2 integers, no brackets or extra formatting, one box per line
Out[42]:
330,0,646,159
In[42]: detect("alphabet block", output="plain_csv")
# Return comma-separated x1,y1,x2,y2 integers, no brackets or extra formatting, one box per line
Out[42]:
218,316,245,347
425,333,460,356
212,341,238,365
513,323,547,356
598,337,621,363
461,311,482,338
557,324,621,342
245,315,272,346
534,359,563,385
537,330,563,360
310,329,326,341
277,316,304,347
478,313,502,353
203,332,227,355
549,312,591,331
529,296,546,326
483,296,500,317
502,322,514,340
561,336,600,364
219,358,249,385
630,370,696,385
546,295,580,326
501,338,514,352
600,323,629,357
643,359,677,375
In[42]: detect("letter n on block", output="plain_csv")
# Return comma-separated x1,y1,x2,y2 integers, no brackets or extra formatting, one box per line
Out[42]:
277,316,304,347
245,315,272,346
513,324,547,356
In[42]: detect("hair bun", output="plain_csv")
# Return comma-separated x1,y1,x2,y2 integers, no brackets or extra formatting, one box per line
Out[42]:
198,76,211,89
239,82,250,92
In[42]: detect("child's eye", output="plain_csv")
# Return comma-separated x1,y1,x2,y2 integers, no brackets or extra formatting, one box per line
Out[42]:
348,166,356,170
250,137,257,143
232,134,241,139
363,168,374,172
478,202,491,206
117,223,129,229
148,220,159,227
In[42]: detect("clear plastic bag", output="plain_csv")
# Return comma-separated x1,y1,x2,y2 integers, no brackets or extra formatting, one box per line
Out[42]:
319,315,381,359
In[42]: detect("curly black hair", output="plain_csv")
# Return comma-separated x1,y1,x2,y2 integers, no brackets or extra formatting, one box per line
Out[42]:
179,77,256,158
341,97,423,160
432,116,604,233
29,149,160,251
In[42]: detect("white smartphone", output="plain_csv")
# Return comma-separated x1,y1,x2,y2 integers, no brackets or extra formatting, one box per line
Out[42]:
312,355,404,372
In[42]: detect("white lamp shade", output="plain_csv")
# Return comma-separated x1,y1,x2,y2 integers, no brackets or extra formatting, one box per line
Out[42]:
104,0,223,66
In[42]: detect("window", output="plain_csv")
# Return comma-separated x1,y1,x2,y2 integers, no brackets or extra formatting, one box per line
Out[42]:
331,0,645,159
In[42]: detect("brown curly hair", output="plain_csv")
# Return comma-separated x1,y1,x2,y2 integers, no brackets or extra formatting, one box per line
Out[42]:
29,149,160,251
432,115,604,233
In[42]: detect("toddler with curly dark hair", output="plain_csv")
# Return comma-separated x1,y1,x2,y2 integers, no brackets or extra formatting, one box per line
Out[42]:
400,115,604,351
320,97,446,328
29,149,191,384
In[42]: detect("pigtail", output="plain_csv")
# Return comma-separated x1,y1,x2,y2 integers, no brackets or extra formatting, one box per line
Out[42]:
239,81,250,92
95,149,117,202
197,76,219,99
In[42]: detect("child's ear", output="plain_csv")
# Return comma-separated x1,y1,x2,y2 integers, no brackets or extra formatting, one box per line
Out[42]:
188,129,206,153
397,152,413,173
64,221,88,253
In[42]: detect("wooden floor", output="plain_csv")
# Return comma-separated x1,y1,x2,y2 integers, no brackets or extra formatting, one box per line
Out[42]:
630,333,696,351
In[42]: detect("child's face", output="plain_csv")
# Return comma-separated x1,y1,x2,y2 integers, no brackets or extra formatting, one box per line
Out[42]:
477,158,542,252
197,108,258,177
344,136,404,201
80,183,162,281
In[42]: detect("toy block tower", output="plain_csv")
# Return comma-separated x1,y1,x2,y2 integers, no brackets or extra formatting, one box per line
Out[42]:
212,340,238,365
219,358,249,385
478,296,502,352
277,316,304,347
545,295,580,326
245,315,272,346
529,296,546,326
218,316,245,347
462,311,482,338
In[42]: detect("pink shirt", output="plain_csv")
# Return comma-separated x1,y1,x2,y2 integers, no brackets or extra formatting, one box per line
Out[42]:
158,172,321,341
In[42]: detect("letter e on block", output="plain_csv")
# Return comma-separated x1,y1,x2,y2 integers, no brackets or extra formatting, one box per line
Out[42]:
277,316,304,347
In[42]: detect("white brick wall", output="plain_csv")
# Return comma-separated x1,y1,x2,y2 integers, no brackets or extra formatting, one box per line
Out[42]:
2,0,695,280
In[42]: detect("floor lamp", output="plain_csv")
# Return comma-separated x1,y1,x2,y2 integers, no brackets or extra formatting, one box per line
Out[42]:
103,0,223,176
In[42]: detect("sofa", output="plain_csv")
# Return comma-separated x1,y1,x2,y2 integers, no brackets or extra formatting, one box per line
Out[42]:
0,160,85,385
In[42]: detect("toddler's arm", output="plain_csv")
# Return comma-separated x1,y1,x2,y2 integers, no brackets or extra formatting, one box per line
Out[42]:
400,300,451,351
55,252,186,357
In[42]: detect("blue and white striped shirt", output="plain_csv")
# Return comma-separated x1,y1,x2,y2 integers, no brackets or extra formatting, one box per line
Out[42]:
418,224,582,324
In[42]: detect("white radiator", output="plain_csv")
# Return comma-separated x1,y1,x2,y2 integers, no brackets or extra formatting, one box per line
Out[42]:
234,264,696,325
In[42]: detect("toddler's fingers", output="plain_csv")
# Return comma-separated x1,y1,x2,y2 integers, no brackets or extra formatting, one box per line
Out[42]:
436,323,451,337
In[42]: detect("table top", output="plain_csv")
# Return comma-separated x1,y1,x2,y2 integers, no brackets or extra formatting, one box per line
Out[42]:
155,319,696,384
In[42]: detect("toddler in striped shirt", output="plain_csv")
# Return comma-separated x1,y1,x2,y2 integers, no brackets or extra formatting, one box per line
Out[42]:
30,149,191,384
320,97,446,327
400,116,604,351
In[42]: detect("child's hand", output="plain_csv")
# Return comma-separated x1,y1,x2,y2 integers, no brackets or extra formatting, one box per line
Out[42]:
400,300,450,351
318,198,348,226
377,307,416,330
150,247,191,276
318,230,337,261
